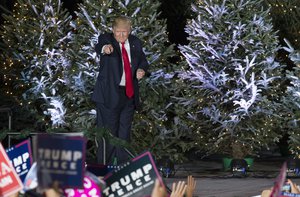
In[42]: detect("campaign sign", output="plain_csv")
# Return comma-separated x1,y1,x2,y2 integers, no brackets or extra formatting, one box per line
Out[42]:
6,139,33,182
270,162,287,197
23,162,38,192
0,143,23,197
281,192,300,197
103,151,164,197
63,171,103,197
36,134,86,188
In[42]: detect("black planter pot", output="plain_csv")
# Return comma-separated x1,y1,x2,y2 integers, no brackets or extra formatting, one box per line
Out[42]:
287,158,300,177
231,159,248,177
156,157,175,178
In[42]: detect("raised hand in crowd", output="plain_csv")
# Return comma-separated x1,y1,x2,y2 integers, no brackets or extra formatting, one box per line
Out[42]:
44,188,60,197
170,181,187,197
287,179,300,194
261,179,300,197
151,179,167,197
186,175,197,197
44,182,61,197
261,188,272,197
8,192,19,197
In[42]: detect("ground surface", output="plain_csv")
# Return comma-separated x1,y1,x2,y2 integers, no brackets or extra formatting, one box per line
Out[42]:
163,158,300,197
165,177,273,197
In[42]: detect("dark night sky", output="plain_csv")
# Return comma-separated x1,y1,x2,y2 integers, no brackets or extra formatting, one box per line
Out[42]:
0,0,191,45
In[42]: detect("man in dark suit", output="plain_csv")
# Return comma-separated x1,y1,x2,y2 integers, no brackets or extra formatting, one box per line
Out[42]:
92,16,149,164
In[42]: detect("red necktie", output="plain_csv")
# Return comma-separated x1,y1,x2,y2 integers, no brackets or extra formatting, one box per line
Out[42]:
121,42,134,98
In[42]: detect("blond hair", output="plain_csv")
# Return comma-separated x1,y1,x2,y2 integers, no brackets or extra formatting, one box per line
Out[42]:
112,15,132,29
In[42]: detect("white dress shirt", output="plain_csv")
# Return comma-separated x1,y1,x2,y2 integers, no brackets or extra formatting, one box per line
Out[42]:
119,40,131,86
102,40,132,86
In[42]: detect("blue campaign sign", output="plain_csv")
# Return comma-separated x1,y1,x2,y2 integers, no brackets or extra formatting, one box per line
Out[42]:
36,134,86,188
6,139,33,182
103,151,164,197
281,193,300,197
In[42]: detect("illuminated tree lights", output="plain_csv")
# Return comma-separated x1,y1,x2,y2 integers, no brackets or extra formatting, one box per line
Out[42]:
0,0,192,162
1,0,300,160
177,0,285,157
0,0,73,127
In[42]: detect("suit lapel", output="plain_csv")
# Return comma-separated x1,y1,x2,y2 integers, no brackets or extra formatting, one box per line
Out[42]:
110,34,123,79
110,34,121,56
128,36,135,63
129,36,138,69
128,36,137,77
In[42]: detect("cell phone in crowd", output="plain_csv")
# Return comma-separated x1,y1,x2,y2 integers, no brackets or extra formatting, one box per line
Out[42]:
282,183,291,193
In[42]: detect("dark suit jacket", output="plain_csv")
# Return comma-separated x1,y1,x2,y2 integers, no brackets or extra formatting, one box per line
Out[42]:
92,33,149,109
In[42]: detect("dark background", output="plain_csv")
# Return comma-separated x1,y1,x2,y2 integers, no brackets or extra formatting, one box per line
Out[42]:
0,0,192,45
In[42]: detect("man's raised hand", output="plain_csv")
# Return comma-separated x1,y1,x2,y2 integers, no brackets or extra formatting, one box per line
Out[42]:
186,175,196,197
151,179,167,197
170,181,187,197
104,44,114,54
136,68,145,80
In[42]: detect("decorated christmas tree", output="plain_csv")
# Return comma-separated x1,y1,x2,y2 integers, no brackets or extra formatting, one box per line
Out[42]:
1,0,193,162
177,0,284,158
0,0,74,128
282,40,300,157
266,0,300,50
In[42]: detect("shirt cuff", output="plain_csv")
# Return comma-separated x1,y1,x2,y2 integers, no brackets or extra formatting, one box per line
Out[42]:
101,45,107,54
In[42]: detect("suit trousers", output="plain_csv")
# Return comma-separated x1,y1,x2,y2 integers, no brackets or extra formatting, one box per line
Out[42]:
96,86,135,165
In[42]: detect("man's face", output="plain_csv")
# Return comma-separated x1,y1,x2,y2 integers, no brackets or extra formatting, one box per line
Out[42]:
113,25,130,43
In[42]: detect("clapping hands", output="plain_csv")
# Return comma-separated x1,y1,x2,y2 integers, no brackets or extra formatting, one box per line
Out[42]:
151,175,196,197
186,175,197,197
170,181,187,197
151,179,167,197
